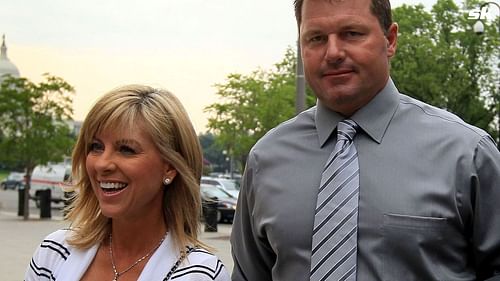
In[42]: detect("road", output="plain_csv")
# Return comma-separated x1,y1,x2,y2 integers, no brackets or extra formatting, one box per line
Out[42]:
0,188,233,280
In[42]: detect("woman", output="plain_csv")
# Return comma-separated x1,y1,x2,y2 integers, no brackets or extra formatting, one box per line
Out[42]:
25,85,231,280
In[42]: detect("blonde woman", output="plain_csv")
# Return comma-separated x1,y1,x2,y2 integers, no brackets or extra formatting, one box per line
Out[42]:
25,85,230,281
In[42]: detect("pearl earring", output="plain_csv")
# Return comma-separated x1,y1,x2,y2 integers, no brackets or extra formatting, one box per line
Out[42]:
163,178,171,185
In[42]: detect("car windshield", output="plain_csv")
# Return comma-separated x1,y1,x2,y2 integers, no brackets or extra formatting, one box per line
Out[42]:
201,186,232,199
219,179,240,191
8,173,24,181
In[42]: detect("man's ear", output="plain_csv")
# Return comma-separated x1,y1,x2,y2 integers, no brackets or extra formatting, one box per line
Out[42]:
386,23,398,58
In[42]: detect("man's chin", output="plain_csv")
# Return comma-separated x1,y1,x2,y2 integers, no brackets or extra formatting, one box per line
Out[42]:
318,90,363,115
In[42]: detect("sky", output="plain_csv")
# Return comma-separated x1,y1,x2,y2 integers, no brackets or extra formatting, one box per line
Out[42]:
2,0,438,133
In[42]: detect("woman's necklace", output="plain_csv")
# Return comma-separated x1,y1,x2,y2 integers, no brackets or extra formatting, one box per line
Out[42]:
162,246,196,281
109,232,167,281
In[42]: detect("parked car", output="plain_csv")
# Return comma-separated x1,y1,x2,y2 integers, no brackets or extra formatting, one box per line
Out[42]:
201,176,240,198
1,172,25,190
200,183,237,223
30,162,72,207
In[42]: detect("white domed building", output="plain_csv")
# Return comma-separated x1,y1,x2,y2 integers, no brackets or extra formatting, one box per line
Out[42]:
0,35,82,136
0,34,20,82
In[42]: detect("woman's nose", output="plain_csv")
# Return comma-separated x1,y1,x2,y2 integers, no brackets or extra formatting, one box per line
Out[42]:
93,152,116,174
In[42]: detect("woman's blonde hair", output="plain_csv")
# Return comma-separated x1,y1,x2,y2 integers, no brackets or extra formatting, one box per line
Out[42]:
66,84,203,251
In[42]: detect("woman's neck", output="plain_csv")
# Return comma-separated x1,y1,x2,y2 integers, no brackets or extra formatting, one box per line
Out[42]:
109,213,167,255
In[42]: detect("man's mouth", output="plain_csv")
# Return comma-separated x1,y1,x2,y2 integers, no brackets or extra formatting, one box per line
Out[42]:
323,69,353,76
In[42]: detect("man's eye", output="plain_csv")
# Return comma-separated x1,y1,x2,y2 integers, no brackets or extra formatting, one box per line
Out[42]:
345,31,363,38
119,145,136,155
309,35,325,43
89,142,104,152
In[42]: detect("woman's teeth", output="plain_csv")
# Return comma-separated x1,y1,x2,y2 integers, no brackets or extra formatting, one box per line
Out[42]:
100,182,127,190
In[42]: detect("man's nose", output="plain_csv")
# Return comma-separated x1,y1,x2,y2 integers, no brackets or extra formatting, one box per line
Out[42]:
325,34,345,64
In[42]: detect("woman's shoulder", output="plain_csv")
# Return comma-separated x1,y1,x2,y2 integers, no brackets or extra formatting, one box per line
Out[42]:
168,246,231,281
44,228,71,242
37,229,72,259
25,229,73,280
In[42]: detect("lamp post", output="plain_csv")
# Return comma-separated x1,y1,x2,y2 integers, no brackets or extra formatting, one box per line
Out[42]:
222,149,234,179
472,2,500,34
296,39,306,115
472,1,500,149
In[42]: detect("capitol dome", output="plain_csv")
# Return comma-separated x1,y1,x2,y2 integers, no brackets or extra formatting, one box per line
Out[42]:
0,35,20,80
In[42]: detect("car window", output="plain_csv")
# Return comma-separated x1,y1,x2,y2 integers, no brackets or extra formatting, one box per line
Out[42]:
201,177,241,192
219,179,240,191
201,186,232,199
202,179,218,186
8,173,24,181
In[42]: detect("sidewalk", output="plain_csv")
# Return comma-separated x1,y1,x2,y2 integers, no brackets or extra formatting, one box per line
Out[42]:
0,211,233,280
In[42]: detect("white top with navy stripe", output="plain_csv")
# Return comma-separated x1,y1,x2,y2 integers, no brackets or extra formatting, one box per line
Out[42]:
25,229,230,281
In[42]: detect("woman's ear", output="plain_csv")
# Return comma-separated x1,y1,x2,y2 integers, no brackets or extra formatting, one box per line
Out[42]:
164,166,177,184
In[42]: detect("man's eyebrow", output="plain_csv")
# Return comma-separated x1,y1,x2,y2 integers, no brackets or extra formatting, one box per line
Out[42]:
302,29,324,36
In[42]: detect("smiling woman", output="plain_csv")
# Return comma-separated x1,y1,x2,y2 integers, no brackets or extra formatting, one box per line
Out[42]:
24,85,231,281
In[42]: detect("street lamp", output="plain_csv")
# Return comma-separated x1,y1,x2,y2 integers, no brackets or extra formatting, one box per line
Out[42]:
472,1,500,149
473,20,486,34
472,2,500,32
222,149,234,179
296,39,306,114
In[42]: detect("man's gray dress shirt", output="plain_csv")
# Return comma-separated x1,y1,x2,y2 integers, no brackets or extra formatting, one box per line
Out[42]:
230,79,500,281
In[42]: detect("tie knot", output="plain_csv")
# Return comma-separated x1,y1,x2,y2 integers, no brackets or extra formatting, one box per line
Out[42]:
337,119,358,142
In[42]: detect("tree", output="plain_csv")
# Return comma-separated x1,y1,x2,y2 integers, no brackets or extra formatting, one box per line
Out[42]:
0,74,75,220
391,0,499,138
198,132,229,175
205,47,315,168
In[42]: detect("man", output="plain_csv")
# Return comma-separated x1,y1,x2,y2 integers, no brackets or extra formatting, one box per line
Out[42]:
230,0,500,280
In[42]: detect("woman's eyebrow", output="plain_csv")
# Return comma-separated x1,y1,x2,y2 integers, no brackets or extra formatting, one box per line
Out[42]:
115,138,141,147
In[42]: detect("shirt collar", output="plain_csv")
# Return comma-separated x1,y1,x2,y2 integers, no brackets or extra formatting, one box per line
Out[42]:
315,78,399,146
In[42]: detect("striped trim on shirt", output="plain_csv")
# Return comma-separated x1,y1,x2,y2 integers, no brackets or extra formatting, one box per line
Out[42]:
40,239,70,260
170,248,226,280
29,258,56,281
28,236,71,280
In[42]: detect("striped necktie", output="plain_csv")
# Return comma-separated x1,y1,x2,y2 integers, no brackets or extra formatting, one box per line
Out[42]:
310,119,360,281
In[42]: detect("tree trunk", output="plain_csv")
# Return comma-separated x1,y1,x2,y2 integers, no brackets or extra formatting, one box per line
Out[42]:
22,170,33,220
23,183,30,220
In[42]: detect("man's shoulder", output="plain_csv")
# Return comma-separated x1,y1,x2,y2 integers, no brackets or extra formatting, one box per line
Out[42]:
255,106,317,147
398,94,489,139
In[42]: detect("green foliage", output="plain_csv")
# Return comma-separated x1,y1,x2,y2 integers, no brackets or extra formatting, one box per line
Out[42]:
0,170,8,181
0,74,75,219
391,0,499,138
205,47,314,166
199,132,230,174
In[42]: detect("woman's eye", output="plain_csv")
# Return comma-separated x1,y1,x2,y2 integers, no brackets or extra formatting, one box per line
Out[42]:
89,141,104,152
119,145,136,155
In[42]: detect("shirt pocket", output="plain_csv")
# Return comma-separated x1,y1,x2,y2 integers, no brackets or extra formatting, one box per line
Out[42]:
381,213,449,281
